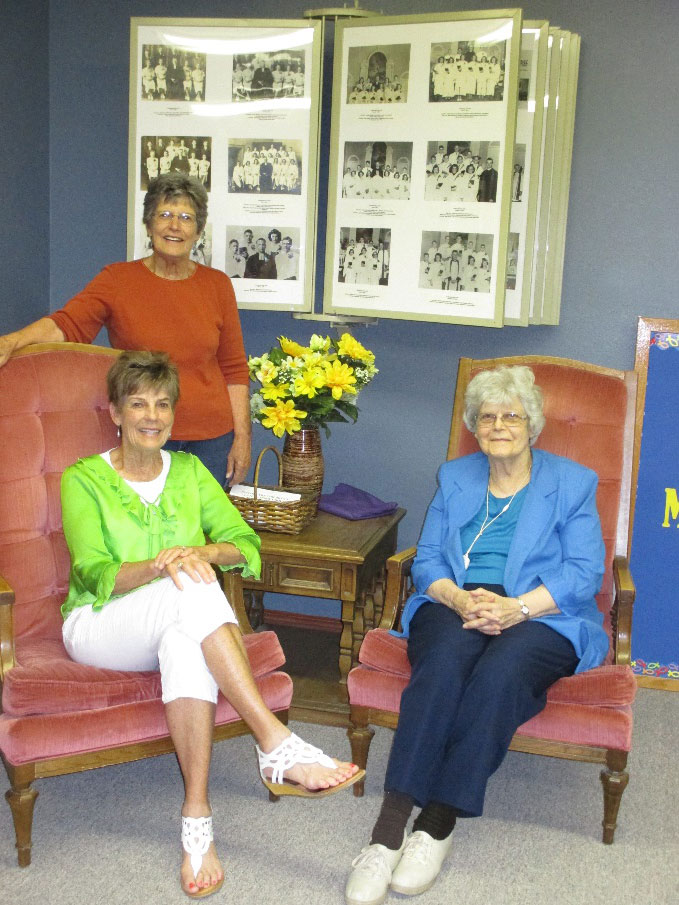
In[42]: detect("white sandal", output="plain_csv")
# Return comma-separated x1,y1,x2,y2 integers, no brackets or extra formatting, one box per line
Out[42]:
181,815,224,899
256,732,365,798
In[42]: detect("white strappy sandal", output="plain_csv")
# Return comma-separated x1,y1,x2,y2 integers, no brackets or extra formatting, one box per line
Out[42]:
256,732,365,798
181,815,224,899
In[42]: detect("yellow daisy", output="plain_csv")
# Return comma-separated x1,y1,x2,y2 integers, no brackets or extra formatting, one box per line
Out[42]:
260,400,308,437
278,335,310,357
337,333,375,364
322,359,357,399
261,382,291,401
293,368,326,398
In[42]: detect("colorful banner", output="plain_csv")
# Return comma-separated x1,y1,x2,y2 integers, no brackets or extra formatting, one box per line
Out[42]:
630,330,679,681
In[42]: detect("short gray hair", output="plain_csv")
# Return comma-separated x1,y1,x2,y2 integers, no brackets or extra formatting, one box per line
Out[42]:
463,365,545,444
142,173,208,234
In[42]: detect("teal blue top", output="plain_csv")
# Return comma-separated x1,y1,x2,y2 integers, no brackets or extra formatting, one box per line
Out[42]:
395,450,609,675
461,487,528,586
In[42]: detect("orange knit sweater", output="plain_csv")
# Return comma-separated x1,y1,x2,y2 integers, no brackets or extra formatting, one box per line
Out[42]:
49,260,249,440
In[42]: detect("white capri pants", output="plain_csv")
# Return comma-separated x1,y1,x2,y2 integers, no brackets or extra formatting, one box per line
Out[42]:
62,575,238,705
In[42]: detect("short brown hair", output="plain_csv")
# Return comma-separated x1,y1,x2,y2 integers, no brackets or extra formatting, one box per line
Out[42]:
107,350,180,409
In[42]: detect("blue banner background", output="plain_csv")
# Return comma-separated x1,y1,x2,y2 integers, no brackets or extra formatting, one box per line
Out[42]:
630,333,679,679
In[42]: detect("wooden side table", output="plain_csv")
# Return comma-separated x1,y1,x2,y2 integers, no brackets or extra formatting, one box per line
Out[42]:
242,508,405,725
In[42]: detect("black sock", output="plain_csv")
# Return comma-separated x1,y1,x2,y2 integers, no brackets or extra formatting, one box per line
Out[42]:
412,800,457,840
370,791,414,850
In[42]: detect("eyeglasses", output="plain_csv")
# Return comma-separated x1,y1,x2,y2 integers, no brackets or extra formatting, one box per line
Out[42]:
476,411,529,428
155,210,196,225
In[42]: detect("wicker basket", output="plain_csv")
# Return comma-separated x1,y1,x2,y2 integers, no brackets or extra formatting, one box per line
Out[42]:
228,446,318,534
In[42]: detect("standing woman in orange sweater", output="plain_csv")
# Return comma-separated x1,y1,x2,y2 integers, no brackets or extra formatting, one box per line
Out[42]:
0,174,250,486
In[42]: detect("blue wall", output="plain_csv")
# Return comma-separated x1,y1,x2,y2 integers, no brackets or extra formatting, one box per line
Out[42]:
3,0,679,561
1,0,49,330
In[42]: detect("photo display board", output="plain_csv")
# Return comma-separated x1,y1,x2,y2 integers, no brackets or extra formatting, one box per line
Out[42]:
503,22,548,325
324,10,522,326
128,18,321,312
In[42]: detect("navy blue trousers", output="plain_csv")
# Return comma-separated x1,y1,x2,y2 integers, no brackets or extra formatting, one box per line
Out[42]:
384,599,579,817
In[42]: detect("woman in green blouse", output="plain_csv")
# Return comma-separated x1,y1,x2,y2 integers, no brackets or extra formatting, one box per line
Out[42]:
60,350,361,899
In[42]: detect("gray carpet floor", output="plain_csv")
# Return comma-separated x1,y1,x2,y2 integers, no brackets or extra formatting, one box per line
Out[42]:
0,687,676,905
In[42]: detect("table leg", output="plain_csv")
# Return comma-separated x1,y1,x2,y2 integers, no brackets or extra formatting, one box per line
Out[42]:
339,599,356,685
244,589,265,629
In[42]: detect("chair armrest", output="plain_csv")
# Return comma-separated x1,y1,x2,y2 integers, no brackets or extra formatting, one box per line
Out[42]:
379,547,417,630
221,570,255,635
0,571,16,679
612,554,635,666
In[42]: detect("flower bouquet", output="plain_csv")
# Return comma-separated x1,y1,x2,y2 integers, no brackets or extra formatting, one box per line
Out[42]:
249,333,378,438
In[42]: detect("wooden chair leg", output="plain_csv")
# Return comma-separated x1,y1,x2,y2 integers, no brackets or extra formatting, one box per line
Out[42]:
347,709,375,797
600,749,629,844
4,764,39,867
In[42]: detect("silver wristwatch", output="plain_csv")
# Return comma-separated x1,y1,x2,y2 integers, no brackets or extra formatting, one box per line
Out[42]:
517,598,530,619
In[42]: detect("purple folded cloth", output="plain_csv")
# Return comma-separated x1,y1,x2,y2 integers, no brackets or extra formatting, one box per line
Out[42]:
317,483,398,520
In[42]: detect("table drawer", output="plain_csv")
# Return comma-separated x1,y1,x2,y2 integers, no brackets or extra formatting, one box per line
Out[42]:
276,561,339,595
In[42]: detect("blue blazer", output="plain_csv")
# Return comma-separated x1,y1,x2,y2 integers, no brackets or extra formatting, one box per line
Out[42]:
398,448,609,673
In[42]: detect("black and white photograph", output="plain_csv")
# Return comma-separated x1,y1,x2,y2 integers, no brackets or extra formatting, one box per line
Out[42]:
506,232,520,290
141,44,207,101
429,41,506,102
338,228,391,286
419,231,493,292
141,136,212,191
341,141,412,199
345,44,410,104
424,140,500,202
225,226,301,281
511,144,526,201
227,139,302,195
232,51,306,101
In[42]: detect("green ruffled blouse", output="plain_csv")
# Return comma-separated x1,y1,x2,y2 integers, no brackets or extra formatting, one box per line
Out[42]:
60,451,261,619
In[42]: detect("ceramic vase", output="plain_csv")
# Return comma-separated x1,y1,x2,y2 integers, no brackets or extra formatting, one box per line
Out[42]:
281,427,324,502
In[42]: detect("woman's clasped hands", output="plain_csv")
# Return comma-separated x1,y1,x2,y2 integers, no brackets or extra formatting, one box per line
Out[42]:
453,588,526,635
153,545,217,589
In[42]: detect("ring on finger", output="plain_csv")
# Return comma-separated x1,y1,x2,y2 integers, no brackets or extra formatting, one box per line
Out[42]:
177,561,183,570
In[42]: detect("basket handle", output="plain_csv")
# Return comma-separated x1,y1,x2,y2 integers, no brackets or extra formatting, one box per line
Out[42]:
252,446,283,500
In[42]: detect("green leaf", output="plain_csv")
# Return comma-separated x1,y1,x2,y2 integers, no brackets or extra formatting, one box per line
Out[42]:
322,410,350,423
334,400,359,421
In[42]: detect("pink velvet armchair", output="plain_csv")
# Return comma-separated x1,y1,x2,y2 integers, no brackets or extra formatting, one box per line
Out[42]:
347,356,638,843
0,343,293,866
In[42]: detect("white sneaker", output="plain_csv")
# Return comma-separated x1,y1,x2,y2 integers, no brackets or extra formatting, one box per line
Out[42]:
345,834,406,905
389,829,453,895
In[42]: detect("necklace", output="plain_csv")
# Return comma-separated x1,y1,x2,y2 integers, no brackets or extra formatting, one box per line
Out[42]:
463,463,532,569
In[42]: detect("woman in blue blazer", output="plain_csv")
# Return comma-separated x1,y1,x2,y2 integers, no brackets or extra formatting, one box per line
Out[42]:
346,366,608,905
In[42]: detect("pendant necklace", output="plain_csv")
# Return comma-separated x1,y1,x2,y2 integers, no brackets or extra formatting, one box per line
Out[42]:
463,466,531,569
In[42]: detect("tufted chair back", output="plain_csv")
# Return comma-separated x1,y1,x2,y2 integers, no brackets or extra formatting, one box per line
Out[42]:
0,344,119,644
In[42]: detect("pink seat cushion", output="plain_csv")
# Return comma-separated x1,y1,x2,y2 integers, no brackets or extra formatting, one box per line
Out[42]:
0,670,293,766
356,628,637,706
2,630,286,717
348,662,634,752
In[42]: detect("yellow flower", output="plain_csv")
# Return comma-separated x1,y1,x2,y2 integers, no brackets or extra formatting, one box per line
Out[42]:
261,382,291,401
322,359,357,399
256,359,278,384
337,333,375,364
278,335,310,357
293,368,326,398
301,350,324,368
260,400,308,437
